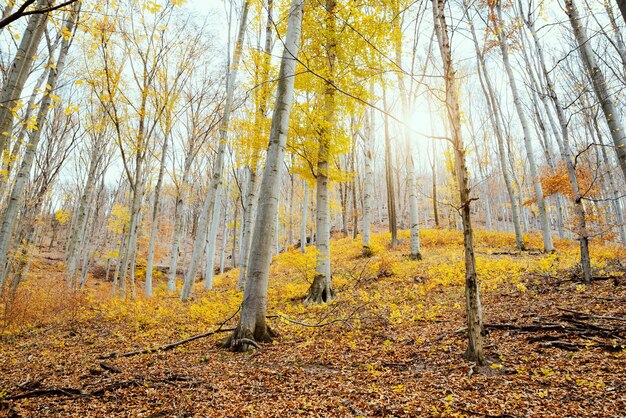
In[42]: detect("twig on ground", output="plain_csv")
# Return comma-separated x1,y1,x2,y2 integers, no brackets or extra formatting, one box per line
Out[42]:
98,306,241,359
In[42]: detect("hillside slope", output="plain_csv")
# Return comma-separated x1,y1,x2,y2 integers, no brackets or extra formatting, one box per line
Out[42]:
1,230,625,417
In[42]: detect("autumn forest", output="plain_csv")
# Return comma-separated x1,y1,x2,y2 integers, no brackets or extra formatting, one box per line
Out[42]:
0,0,625,416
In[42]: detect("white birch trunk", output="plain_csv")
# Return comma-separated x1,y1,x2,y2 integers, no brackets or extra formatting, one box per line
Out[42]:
0,0,49,157
565,0,626,183
226,0,303,351
0,4,77,286
145,130,170,296
497,2,553,252
180,0,249,301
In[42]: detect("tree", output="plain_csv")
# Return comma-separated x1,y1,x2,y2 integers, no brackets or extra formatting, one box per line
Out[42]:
0,1,80,289
465,1,525,250
495,1,554,253
225,0,304,352
433,0,485,364
180,0,250,300
304,0,337,305
565,0,626,184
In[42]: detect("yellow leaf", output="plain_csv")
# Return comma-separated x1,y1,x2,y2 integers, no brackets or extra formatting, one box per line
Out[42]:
25,115,38,131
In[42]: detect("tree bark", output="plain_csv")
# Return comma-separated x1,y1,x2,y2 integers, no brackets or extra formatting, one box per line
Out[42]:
361,108,374,256
144,125,170,296
497,2,553,252
305,0,336,304
225,0,304,352
382,82,398,246
433,0,485,365
0,3,78,288
566,0,626,183
180,0,250,301
0,0,49,158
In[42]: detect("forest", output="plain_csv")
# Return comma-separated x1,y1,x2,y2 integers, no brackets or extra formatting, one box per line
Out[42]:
0,0,625,416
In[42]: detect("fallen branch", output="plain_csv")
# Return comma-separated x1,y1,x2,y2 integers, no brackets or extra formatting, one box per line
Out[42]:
557,307,626,323
98,306,241,359
5,376,192,401
267,303,368,328
268,314,352,328
98,327,236,359
6,387,84,400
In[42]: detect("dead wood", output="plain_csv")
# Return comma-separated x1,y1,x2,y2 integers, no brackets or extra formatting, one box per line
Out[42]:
98,327,236,359
99,307,241,359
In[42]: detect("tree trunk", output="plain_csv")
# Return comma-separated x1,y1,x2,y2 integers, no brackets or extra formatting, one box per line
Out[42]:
394,12,421,259
433,0,485,365
523,12,592,280
0,4,78,287
167,169,188,292
361,109,374,256
566,0,626,183
181,0,250,301
0,0,49,158
382,83,398,246
145,127,170,296
66,144,100,286
225,0,303,352
300,179,308,253
203,184,222,291
238,165,260,288
305,0,336,305
497,3,553,252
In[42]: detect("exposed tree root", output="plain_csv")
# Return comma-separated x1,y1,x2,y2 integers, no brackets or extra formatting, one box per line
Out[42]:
304,274,335,304
223,325,276,352
408,252,423,261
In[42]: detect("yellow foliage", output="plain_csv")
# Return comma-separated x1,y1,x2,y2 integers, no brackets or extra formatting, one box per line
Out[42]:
55,208,71,224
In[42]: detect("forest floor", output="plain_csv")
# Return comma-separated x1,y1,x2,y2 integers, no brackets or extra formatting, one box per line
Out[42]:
0,229,625,417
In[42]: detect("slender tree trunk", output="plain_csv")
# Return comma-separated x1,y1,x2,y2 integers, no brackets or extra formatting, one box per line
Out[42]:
181,0,250,301
524,13,591,279
225,0,304,351
394,15,421,259
496,3,553,252
66,145,100,285
350,139,359,239
305,0,336,304
237,0,273,289
382,83,398,246
434,0,485,364
167,164,190,291
112,227,126,295
300,179,308,253
361,109,374,256
594,117,626,244
566,0,626,183
0,0,49,158
0,4,78,287
145,128,170,296
219,192,229,275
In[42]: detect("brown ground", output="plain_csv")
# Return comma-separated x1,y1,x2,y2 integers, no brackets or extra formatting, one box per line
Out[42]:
1,232,625,417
